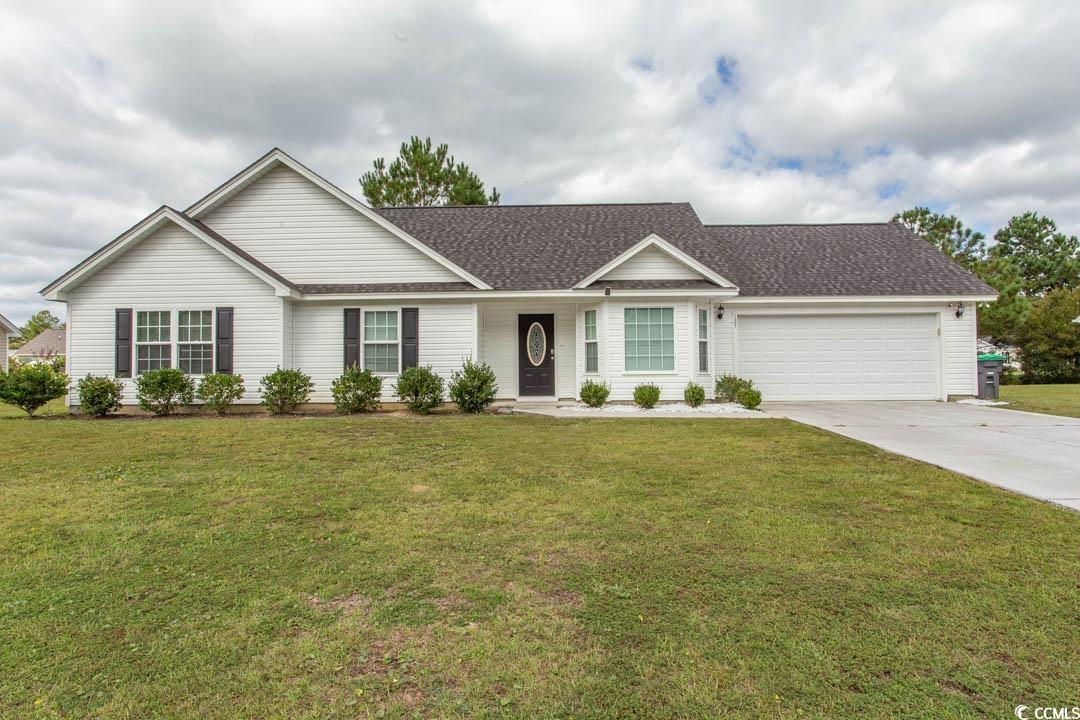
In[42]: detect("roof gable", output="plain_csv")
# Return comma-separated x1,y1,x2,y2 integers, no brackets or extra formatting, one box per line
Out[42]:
186,149,490,289
0,312,17,335
41,207,298,299
577,233,734,288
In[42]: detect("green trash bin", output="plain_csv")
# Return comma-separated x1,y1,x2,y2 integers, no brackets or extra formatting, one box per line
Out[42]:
977,353,1005,400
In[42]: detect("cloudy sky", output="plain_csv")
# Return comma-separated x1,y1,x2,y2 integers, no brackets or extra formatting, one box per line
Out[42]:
2,0,1079,325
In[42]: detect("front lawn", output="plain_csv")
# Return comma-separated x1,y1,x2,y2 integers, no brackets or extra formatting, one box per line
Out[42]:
999,383,1080,418
1,414,1077,718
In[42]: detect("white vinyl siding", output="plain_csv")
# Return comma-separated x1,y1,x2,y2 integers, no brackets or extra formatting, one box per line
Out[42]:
598,245,703,281
65,223,281,405
201,165,461,284
943,302,978,396
292,301,475,403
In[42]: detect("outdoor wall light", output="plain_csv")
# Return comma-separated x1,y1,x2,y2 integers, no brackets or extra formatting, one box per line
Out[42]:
716,306,725,320
604,286,611,296
954,303,964,319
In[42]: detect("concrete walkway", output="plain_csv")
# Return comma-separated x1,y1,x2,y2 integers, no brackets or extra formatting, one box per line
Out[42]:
767,401,1080,511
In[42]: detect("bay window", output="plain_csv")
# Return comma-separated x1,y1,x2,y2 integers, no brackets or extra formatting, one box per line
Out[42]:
624,307,674,372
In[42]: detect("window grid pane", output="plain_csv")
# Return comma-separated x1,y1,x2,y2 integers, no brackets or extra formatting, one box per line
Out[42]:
698,309,708,340
584,310,597,342
623,307,674,372
136,310,170,343
698,341,708,373
179,344,214,375
364,343,399,373
178,310,213,343
364,311,398,343
586,343,598,373
136,344,171,374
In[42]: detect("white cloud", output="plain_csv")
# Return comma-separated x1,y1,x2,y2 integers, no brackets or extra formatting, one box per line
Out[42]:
1,0,1079,323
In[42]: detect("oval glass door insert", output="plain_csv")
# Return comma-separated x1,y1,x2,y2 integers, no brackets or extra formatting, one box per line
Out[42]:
526,322,547,366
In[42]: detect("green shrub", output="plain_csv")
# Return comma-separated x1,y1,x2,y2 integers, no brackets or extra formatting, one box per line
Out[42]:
197,373,246,414
0,363,69,417
448,358,498,413
331,364,383,413
1001,366,1022,385
716,373,755,402
684,382,705,408
259,368,313,415
135,368,195,416
77,375,124,417
393,365,444,414
736,387,762,410
633,383,661,409
579,379,610,408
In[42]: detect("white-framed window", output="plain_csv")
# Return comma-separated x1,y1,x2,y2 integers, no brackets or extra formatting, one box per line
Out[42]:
178,310,214,375
697,307,709,373
136,310,171,374
584,309,598,374
363,310,399,373
624,307,674,372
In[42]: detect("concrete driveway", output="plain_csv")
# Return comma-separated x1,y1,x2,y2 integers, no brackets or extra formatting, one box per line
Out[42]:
767,401,1080,511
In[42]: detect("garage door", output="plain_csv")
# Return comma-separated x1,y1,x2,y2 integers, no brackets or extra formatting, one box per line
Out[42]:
736,314,940,400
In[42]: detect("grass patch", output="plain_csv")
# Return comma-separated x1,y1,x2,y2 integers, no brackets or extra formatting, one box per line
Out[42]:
1,413,1077,718
999,383,1080,418
0,396,67,418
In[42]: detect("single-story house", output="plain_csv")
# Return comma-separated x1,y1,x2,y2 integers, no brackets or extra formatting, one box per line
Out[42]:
0,312,17,373
12,328,66,365
41,148,996,410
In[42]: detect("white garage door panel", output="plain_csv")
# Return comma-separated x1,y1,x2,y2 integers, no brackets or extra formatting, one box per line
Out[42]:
737,314,939,400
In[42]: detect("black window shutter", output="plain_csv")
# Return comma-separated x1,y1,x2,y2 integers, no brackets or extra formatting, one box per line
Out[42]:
344,308,361,369
215,307,234,374
115,308,132,378
401,307,419,369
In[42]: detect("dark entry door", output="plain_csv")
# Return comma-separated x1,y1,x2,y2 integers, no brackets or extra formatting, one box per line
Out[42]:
518,314,555,396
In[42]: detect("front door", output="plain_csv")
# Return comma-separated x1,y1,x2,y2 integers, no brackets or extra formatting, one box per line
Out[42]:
518,314,555,396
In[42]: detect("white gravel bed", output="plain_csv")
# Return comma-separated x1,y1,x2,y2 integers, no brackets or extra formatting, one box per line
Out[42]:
563,402,757,414
955,398,1010,407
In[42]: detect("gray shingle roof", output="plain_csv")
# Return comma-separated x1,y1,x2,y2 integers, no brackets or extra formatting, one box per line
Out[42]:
15,328,65,357
378,203,710,291
702,223,996,296
377,204,994,296
298,282,475,294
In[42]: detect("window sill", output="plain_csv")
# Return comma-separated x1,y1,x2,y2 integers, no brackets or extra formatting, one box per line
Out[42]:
621,371,679,376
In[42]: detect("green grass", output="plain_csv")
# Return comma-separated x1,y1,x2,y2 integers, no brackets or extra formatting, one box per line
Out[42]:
999,383,1080,418
0,397,67,418
1,413,1077,718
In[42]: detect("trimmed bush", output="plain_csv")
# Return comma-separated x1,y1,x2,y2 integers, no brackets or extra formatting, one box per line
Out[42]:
393,365,444,414
331,364,383,414
633,383,661,409
736,387,762,410
0,363,69,417
716,373,755,403
259,368,313,415
135,368,195,416
579,379,610,408
684,382,706,408
448,358,498,413
77,375,124,417
197,373,246,414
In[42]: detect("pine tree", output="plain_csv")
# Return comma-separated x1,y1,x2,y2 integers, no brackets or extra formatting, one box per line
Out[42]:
360,137,499,208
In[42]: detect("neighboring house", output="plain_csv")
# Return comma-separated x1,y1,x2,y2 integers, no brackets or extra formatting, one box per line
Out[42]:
12,328,66,365
0,312,17,373
977,336,1020,370
41,149,996,409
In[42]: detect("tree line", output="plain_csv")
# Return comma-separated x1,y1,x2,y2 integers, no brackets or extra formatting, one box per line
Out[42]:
894,208,1080,382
